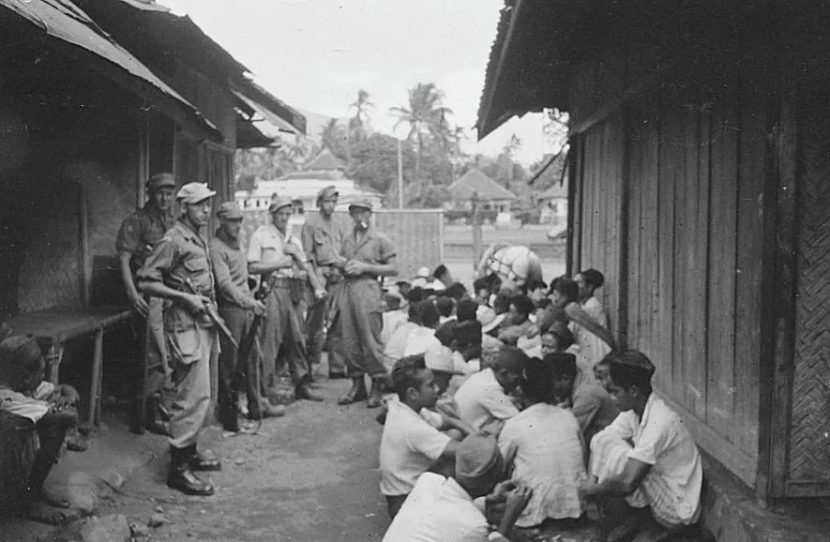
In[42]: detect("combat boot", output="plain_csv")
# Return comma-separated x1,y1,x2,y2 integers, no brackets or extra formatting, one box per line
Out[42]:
366,377,385,409
188,444,222,472
167,446,214,496
338,377,368,405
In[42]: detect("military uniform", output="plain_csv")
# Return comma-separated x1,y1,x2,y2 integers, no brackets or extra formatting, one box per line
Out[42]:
115,175,176,433
137,220,218,449
301,189,350,376
247,218,311,393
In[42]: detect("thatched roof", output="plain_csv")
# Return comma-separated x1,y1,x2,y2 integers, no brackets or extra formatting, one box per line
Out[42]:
449,169,516,201
304,149,346,171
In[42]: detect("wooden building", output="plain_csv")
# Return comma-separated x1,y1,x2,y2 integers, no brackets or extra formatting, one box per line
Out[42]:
449,169,517,213
478,1,830,503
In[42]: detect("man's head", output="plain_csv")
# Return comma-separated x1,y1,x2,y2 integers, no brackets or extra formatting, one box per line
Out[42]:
444,282,468,302
384,292,402,311
540,323,574,355
525,279,548,306
396,280,412,299
147,172,176,213
435,296,454,319
0,335,45,394
348,199,372,228
407,301,422,325
473,277,490,305
177,182,216,228
434,264,452,286
216,201,244,240
392,354,439,409
269,198,293,231
455,434,505,498
491,346,528,393
605,349,655,412
407,286,424,305
456,299,478,323
492,292,512,315
545,352,577,402
316,185,339,217
419,300,440,329
424,342,461,395
575,268,604,302
522,356,553,403
508,294,534,325
549,276,578,308
593,357,612,391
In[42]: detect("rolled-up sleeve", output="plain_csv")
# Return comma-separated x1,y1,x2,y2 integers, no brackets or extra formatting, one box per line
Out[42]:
115,213,140,255
246,231,263,264
137,236,177,285
378,235,397,264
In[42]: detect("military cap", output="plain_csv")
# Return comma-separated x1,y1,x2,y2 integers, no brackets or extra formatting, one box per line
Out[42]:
316,185,339,204
216,201,243,220
269,197,293,213
176,182,216,204
147,172,176,190
348,198,372,212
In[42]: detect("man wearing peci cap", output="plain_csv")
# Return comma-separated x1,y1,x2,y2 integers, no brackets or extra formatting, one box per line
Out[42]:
209,202,282,432
337,198,399,407
248,197,326,404
383,433,533,542
137,182,223,496
301,185,351,379
116,172,177,436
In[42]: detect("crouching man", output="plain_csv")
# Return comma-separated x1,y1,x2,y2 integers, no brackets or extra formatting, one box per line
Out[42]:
137,182,222,496
578,349,703,540
0,335,81,524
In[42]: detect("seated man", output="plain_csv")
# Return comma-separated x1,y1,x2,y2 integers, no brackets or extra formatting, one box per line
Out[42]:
419,344,474,440
498,357,587,527
383,434,532,542
579,350,703,540
454,346,526,436
498,294,535,346
379,355,459,519
403,301,441,357
435,296,455,325
547,352,619,447
0,335,82,524
382,302,423,371
381,292,408,346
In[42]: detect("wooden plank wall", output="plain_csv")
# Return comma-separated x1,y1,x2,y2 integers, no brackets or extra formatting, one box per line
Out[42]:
574,53,767,487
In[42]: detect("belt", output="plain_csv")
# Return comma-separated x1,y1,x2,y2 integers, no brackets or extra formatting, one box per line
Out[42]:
273,277,293,289
345,273,379,282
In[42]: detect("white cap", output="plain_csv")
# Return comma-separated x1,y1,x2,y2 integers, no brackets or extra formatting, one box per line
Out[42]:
424,342,463,375
416,266,430,278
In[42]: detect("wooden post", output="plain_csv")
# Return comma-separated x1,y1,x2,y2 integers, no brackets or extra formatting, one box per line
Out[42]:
471,192,482,272
78,180,90,307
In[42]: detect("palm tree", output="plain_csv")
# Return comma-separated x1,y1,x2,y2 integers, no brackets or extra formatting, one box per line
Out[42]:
390,83,454,202
349,89,374,136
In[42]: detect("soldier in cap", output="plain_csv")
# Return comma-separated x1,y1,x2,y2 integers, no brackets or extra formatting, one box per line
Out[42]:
115,172,177,436
247,197,326,404
337,198,398,408
209,202,282,432
301,185,351,379
137,182,222,496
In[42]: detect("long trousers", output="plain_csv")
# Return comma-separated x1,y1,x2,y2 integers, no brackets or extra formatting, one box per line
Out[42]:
339,277,387,378
166,326,217,449
217,306,269,421
259,286,309,388
305,280,347,374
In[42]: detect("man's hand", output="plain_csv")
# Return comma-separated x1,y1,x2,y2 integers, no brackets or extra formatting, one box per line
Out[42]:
491,481,518,499
577,477,598,500
503,485,533,518
184,293,207,316
314,287,328,301
252,300,267,317
344,260,366,276
53,385,79,410
283,243,299,257
130,292,150,318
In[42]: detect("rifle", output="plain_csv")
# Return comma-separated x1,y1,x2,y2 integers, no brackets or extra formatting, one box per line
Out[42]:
183,278,238,349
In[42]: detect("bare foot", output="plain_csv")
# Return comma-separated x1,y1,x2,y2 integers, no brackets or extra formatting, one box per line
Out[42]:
40,488,71,509
26,501,82,525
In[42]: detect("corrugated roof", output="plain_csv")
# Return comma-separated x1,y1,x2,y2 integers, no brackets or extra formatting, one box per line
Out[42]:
449,169,516,201
304,149,346,171
233,79,306,135
233,90,303,136
0,0,222,141
236,114,275,149
536,182,567,200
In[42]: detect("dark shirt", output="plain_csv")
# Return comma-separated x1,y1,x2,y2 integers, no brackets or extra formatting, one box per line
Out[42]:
115,205,175,273
301,212,350,267
341,226,396,269
209,229,254,310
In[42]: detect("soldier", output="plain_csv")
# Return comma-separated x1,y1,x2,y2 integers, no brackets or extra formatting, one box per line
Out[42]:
115,172,176,435
301,185,350,379
137,182,222,496
337,198,398,408
247,198,326,404
209,202,283,433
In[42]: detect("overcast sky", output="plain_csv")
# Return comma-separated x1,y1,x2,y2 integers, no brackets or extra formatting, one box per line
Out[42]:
163,0,549,165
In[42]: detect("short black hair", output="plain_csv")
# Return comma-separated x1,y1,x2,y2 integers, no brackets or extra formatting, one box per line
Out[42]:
494,345,528,373
436,296,454,318
485,273,502,290
523,279,548,294
544,352,577,379
435,321,457,347
392,354,428,400
473,277,490,293
523,357,553,401
553,276,578,304
580,268,605,289
434,264,449,280
408,286,425,303
420,301,440,328
606,350,655,396
492,292,512,314
423,288,437,298
408,301,422,324
510,295,534,317
445,282,468,301
457,299,478,322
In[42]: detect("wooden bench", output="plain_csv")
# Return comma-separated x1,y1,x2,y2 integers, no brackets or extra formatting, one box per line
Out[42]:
6,306,132,425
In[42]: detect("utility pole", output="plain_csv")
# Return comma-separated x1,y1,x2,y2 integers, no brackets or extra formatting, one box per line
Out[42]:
471,191,482,272
397,138,404,209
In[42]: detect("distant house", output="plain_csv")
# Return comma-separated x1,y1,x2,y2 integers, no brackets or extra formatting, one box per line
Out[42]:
534,183,568,225
448,169,516,213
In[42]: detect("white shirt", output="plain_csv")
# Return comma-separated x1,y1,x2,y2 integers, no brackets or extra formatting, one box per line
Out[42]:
498,403,586,526
383,322,419,372
381,309,409,346
246,224,307,279
379,399,452,496
382,473,490,542
602,394,703,523
570,297,611,367
454,368,520,432
403,327,439,357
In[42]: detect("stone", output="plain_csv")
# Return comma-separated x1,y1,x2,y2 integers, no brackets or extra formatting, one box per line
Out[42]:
130,522,150,539
66,472,98,514
80,514,130,542
100,468,125,489
148,512,167,528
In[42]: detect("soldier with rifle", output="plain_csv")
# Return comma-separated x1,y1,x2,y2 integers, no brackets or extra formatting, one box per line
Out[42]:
209,202,283,433
137,182,224,496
